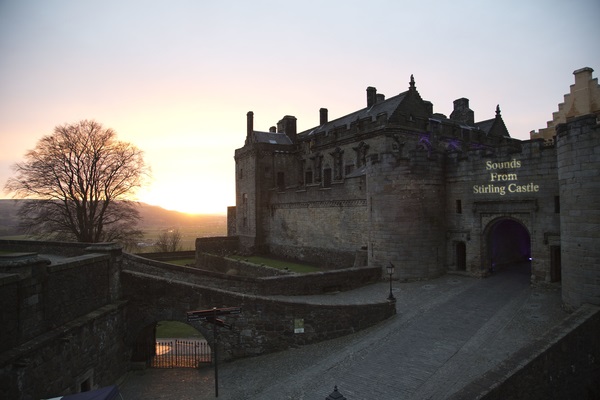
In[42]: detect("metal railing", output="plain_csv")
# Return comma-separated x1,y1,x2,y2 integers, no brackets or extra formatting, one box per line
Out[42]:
139,339,212,368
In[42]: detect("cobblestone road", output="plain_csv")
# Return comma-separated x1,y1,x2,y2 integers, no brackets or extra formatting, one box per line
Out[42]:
119,264,567,399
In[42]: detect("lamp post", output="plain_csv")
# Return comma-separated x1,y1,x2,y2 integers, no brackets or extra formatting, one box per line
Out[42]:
387,262,395,302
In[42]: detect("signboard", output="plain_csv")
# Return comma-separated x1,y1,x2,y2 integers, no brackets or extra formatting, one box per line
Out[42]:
186,307,241,327
294,318,304,334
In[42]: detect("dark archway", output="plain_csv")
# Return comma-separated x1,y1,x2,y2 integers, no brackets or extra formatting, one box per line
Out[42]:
132,321,212,368
485,218,531,276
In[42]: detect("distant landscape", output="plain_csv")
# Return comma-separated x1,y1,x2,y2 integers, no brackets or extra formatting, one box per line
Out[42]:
0,199,227,251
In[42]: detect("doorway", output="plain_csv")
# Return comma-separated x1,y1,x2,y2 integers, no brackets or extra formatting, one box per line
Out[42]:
455,241,466,271
485,218,531,276
550,245,562,282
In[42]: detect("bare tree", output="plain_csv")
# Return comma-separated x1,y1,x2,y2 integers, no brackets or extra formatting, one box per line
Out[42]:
4,120,150,243
154,228,182,252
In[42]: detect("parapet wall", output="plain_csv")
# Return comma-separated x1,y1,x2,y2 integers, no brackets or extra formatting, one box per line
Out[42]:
127,252,382,296
0,249,114,352
0,239,94,257
0,302,128,400
0,240,128,400
451,304,600,399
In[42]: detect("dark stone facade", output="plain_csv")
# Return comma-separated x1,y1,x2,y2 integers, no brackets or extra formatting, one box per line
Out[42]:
0,243,128,400
232,75,600,309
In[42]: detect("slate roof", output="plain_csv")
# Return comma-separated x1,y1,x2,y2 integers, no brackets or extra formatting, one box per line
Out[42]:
253,130,293,145
474,118,496,135
298,91,410,138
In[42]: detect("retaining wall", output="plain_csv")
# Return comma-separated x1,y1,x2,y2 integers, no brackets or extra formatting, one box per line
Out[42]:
451,304,600,399
127,252,382,295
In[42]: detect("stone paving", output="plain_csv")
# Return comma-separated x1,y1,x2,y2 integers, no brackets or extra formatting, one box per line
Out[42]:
119,264,568,399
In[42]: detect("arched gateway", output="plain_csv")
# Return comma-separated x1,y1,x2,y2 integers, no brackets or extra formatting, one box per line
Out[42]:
483,217,531,278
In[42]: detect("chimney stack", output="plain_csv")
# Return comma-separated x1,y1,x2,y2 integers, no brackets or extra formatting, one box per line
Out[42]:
247,111,254,137
320,108,328,125
449,98,474,125
366,86,377,107
277,115,297,143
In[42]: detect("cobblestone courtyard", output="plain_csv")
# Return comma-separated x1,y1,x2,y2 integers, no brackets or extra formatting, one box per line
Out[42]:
120,264,567,399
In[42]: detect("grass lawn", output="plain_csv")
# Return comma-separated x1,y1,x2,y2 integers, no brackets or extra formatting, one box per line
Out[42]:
156,321,204,338
229,255,320,273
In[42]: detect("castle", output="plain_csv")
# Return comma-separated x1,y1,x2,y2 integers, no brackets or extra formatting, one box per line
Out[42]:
231,68,600,310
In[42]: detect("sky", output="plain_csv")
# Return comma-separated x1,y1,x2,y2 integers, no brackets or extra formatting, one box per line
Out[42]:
1,0,599,215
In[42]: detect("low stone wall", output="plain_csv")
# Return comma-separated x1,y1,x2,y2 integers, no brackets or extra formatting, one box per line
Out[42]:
128,252,382,296
0,302,128,400
0,251,113,352
450,304,600,399
135,250,196,261
268,243,357,269
195,236,239,256
0,239,93,257
196,252,289,277
257,266,382,295
121,270,396,360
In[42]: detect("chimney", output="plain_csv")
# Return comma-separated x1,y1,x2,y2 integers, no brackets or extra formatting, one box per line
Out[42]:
377,93,385,103
366,86,377,107
246,111,254,137
573,67,593,85
320,108,328,125
277,115,297,143
269,126,276,132
449,98,474,125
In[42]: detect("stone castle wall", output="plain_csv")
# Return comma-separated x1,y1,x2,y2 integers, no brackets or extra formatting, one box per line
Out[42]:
445,140,560,280
557,114,600,308
265,175,368,268
367,148,447,279
0,241,127,400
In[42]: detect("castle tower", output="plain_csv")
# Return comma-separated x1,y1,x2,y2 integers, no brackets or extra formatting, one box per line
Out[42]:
556,114,600,309
367,146,447,280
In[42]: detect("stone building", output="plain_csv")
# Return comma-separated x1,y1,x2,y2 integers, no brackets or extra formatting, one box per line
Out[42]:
232,69,600,309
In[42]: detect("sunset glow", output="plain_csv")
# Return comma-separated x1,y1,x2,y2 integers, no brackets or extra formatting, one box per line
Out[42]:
1,1,598,214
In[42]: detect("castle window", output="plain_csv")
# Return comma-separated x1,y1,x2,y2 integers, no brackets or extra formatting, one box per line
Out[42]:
456,199,462,214
354,142,369,168
323,168,332,188
305,170,313,184
554,196,560,213
239,168,243,179
277,172,285,191
313,154,323,183
331,147,343,180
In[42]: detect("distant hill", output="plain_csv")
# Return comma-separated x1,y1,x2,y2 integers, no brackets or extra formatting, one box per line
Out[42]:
0,199,22,236
0,199,228,237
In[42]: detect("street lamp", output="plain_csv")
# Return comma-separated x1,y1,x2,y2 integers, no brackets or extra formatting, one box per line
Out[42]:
387,262,396,301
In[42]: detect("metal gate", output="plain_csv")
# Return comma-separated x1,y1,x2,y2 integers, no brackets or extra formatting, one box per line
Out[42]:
139,339,212,368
